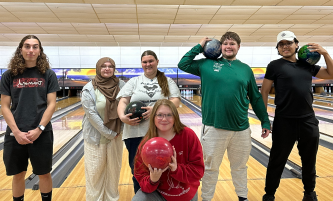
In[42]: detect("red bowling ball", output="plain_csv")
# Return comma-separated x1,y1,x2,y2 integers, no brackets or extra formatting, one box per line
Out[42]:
141,137,173,169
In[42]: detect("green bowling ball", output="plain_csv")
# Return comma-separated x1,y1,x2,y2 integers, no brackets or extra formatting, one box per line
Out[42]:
298,45,321,65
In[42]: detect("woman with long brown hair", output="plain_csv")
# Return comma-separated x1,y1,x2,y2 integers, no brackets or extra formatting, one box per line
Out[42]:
132,99,204,201
117,50,181,193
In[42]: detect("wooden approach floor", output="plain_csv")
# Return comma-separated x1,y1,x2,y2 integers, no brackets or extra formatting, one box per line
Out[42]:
1,98,333,200
1,147,333,201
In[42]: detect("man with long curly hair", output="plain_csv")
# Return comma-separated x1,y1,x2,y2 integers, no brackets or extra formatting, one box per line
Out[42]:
0,35,59,201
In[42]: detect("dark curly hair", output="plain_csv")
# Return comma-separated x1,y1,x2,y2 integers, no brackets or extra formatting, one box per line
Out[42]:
9,35,50,76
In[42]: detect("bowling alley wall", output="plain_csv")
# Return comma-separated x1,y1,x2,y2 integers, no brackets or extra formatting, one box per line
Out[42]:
1,45,332,69
1,45,333,92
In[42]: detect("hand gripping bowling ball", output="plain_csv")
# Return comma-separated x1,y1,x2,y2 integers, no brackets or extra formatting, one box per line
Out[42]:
125,101,147,122
141,137,173,169
203,39,222,60
298,45,321,65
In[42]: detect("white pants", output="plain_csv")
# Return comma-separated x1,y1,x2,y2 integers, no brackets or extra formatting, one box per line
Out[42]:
201,125,252,200
84,135,123,201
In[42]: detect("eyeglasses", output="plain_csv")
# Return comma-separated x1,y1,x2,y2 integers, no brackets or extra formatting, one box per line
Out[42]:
155,113,173,120
277,41,294,48
101,65,114,69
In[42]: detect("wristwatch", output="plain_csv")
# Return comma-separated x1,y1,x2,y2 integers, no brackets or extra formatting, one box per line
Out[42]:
38,125,45,131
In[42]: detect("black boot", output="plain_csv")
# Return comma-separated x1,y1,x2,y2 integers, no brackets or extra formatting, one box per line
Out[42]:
302,191,318,201
262,194,275,201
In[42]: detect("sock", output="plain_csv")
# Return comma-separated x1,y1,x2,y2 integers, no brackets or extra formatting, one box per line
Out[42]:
238,196,247,201
305,191,314,195
13,195,24,201
41,191,52,201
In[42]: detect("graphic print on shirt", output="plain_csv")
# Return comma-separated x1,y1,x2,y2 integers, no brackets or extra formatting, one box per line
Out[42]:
158,170,190,197
13,78,45,88
213,61,223,72
143,84,158,98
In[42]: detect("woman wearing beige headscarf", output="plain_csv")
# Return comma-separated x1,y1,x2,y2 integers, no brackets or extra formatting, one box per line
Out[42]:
81,57,125,201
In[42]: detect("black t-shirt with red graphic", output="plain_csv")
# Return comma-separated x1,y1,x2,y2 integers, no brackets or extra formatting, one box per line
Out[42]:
0,67,60,133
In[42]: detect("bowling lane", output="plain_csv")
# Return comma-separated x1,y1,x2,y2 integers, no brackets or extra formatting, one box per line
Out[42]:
188,95,333,177
3,177,333,201
313,93,333,100
264,98,333,137
52,107,84,130
270,93,333,103
187,94,202,107
269,94,333,110
250,117,333,177
0,97,81,133
191,95,333,137
54,97,81,111
178,101,202,138
0,107,83,190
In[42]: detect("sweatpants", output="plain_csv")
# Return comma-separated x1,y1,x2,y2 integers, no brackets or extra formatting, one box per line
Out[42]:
84,135,123,201
201,125,252,200
265,115,319,195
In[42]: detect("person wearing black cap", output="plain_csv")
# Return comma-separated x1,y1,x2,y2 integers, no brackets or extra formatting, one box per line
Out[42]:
261,31,333,201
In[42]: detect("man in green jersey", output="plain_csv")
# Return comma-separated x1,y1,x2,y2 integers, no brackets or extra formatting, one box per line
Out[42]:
178,32,271,201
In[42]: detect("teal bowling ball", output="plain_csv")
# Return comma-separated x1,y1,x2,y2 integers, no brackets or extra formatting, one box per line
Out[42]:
203,39,222,60
125,101,147,122
298,45,321,65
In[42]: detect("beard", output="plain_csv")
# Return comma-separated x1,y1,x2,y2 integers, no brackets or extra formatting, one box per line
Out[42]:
223,54,236,60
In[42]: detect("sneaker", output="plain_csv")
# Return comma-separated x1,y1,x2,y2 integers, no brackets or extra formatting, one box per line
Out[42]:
262,194,275,201
239,196,248,201
302,191,318,201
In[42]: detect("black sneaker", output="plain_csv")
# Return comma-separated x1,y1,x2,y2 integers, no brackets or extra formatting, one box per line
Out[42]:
302,191,318,201
238,196,248,201
262,194,275,201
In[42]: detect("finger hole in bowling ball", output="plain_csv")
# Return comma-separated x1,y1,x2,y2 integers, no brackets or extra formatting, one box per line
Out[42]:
298,45,321,65
125,101,147,122
141,137,173,169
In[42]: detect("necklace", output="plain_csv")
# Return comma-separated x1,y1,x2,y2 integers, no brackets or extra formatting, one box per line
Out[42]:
225,58,238,66
226,59,234,66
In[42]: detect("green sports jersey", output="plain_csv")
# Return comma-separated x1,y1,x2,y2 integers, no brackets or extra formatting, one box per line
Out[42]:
178,44,270,131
